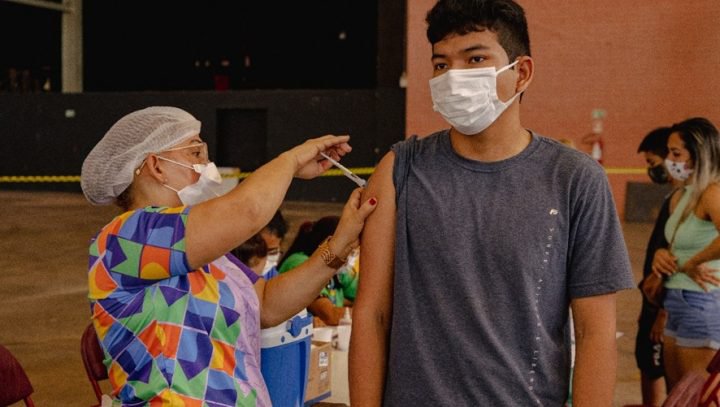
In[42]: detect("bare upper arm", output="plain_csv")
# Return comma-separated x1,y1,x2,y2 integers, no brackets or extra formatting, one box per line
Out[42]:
356,151,397,320
698,183,720,229
571,293,617,337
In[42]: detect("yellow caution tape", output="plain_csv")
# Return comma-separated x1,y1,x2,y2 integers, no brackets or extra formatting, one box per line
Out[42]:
0,175,82,183
0,167,380,183
603,167,647,175
0,167,647,183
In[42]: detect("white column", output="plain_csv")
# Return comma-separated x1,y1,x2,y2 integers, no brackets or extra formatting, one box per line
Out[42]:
61,0,82,93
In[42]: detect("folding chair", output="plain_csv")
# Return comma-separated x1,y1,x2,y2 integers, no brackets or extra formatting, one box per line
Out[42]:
0,344,35,407
81,323,109,407
698,349,720,407
662,371,704,407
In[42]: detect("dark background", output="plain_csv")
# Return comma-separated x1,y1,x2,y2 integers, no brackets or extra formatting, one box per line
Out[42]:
0,1,381,91
0,1,405,202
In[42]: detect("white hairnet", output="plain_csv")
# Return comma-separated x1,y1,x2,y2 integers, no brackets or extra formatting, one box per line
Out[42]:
81,106,202,205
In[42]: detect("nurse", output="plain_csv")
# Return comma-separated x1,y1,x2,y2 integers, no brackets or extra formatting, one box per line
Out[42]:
81,106,376,405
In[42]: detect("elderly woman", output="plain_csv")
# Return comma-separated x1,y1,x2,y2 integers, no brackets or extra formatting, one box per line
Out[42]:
81,106,376,406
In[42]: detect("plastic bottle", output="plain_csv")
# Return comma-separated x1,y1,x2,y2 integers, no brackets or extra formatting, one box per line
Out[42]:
590,109,606,164
339,307,352,325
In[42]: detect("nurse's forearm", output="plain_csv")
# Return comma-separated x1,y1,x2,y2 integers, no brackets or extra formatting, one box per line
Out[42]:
259,253,339,327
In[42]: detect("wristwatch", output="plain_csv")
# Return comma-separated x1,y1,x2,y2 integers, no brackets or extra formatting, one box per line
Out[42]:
317,236,347,269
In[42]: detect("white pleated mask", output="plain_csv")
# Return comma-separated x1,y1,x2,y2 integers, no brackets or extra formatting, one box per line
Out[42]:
160,157,225,206
430,60,519,135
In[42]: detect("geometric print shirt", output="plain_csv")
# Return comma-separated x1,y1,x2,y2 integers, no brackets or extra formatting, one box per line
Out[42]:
88,206,271,406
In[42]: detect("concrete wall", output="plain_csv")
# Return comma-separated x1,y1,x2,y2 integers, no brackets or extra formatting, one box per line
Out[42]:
0,89,404,201
406,0,720,219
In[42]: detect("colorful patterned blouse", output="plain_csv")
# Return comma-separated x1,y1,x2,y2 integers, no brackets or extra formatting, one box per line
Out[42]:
88,206,270,406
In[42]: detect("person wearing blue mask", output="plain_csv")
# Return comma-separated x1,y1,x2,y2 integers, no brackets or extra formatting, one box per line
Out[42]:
349,1,633,405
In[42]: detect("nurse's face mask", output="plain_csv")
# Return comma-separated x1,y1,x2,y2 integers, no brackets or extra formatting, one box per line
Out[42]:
151,142,225,206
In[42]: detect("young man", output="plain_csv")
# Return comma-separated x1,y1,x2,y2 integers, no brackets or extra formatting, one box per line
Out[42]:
635,127,673,406
350,1,634,405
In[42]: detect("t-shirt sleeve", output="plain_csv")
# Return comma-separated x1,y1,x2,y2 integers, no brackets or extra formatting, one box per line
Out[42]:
566,163,635,298
224,252,260,284
94,207,193,286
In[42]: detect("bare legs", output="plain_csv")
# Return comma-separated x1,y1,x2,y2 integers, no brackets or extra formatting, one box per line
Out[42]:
664,336,715,391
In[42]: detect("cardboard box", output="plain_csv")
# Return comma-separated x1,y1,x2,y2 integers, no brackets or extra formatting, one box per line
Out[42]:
304,340,332,405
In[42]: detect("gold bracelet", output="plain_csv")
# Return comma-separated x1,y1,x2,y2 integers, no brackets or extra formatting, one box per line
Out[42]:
316,236,347,269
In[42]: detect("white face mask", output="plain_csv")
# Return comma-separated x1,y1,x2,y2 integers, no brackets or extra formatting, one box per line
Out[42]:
664,158,694,181
160,157,225,205
262,253,280,275
430,61,520,135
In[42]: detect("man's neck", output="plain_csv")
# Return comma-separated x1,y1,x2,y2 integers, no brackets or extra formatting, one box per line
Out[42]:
448,113,531,162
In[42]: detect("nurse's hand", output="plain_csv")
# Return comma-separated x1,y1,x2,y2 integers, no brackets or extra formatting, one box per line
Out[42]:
651,248,677,277
682,262,720,292
283,135,352,179
327,188,377,260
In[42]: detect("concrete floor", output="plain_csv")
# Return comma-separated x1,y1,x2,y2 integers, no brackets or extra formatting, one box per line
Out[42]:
0,191,653,406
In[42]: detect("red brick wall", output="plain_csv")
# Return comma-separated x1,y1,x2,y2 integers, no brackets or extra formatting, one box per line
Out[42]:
406,0,720,218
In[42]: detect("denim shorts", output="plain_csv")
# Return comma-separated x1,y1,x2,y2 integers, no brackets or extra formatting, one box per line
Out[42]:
664,288,720,349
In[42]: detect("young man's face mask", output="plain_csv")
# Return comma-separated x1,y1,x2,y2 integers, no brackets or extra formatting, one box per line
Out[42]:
429,60,519,135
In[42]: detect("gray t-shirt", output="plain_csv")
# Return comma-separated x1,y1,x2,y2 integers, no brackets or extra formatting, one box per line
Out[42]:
384,130,633,406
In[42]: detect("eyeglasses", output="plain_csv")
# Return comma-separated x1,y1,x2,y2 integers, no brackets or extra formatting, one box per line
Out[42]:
163,142,209,162
135,142,209,176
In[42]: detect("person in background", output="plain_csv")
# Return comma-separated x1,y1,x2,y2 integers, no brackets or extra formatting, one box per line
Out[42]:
635,126,674,406
349,1,634,405
232,233,269,276
279,216,355,326
259,210,288,279
652,117,720,390
81,106,376,405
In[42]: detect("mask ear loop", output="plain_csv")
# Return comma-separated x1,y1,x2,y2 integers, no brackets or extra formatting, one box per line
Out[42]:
497,59,520,74
156,155,209,177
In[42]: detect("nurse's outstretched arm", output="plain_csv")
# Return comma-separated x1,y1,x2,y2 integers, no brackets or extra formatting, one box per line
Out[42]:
185,135,350,270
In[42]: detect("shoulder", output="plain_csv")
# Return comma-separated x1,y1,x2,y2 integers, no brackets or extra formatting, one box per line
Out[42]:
390,130,448,158
532,134,606,181
96,206,190,244
700,183,720,209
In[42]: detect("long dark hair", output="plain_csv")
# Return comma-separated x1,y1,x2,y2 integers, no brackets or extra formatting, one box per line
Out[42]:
669,117,720,228
279,216,339,269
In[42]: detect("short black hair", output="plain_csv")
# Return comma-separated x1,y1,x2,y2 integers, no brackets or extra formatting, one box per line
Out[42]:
426,0,531,61
637,127,671,157
279,216,339,270
232,233,268,265
264,210,288,239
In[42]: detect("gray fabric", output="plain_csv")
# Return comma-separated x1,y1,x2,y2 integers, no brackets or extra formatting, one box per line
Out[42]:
384,130,633,406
